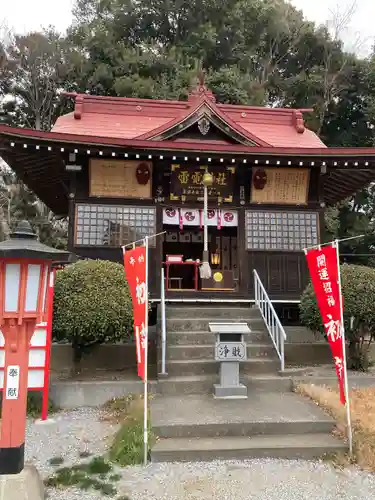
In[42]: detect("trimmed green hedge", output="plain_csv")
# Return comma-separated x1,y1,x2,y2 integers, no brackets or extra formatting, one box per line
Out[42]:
53,259,134,372
300,263,375,370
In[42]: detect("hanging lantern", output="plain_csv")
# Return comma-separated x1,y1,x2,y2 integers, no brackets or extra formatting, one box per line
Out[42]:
211,253,221,266
202,171,214,187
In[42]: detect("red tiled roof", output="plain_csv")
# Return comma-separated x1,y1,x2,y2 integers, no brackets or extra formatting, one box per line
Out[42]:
239,123,324,148
53,112,174,139
53,86,326,149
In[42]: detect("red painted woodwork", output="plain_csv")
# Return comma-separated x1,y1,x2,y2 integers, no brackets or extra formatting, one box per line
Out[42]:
0,259,52,468
163,261,199,291
1,320,35,448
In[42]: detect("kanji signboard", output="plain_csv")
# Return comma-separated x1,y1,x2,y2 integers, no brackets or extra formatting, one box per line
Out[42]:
215,342,246,361
251,168,309,205
5,365,20,400
123,245,148,381
305,245,346,404
170,165,234,202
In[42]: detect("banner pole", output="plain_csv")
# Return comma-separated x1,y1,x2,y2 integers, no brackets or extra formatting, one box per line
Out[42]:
143,236,149,466
334,239,353,455
305,234,365,251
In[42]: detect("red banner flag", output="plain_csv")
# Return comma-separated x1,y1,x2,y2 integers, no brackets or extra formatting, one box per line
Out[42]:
123,246,148,381
305,245,346,404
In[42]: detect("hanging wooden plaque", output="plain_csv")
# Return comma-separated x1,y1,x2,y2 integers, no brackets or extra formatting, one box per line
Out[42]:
251,168,309,205
89,159,152,198
170,165,234,202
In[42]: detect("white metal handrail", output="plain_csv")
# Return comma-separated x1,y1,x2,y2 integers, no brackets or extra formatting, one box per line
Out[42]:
160,267,167,375
253,269,286,371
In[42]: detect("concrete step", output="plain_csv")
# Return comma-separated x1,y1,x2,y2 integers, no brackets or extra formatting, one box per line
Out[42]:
156,375,293,395
284,326,322,344
166,306,262,320
166,359,279,377
166,330,270,345
167,344,277,361
156,375,217,395
151,434,346,462
166,317,266,333
153,419,335,439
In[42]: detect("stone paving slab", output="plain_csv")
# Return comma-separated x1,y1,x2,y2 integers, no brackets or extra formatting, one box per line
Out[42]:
151,392,333,427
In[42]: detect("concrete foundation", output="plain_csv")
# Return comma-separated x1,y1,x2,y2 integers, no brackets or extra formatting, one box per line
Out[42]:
213,383,248,399
214,361,248,399
0,465,44,500
50,379,158,408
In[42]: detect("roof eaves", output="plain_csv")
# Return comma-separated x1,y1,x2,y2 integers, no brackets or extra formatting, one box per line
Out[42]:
1,125,375,158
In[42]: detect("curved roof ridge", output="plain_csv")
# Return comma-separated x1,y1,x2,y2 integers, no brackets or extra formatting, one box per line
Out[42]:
137,95,272,146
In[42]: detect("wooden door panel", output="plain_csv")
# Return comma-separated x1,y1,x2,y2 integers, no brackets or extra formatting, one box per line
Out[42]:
248,252,307,299
267,256,283,293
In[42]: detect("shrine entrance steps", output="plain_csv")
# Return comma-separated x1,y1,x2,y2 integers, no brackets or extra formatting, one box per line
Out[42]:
151,304,346,462
157,305,289,395
150,393,346,462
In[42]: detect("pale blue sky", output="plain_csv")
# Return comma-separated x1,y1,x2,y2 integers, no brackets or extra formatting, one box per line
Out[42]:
1,0,374,57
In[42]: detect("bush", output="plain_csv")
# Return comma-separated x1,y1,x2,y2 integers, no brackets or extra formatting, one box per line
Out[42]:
53,259,133,373
300,263,375,371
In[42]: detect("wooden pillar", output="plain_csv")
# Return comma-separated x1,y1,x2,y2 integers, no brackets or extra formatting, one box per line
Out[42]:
67,172,76,252
154,204,163,298
318,169,327,243
0,320,35,474
237,206,248,295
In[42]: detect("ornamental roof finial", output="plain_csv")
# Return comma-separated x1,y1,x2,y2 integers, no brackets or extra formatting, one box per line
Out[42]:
188,69,216,103
198,69,205,87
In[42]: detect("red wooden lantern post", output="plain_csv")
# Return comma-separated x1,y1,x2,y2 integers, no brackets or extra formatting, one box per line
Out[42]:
0,221,71,475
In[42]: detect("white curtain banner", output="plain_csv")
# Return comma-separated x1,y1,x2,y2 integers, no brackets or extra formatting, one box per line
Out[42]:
162,208,179,225
163,208,238,227
220,210,238,227
181,209,200,226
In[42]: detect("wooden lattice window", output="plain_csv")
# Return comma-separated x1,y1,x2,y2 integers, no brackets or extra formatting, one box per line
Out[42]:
75,204,156,247
245,210,318,251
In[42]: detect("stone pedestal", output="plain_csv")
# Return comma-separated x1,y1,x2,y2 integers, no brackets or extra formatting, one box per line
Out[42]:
210,322,250,400
214,361,248,399
0,465,44,500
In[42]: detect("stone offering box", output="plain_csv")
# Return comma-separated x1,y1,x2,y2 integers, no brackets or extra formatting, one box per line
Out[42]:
209,322,250,399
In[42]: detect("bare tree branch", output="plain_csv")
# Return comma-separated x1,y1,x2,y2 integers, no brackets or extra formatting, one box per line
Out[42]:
316,0,363,134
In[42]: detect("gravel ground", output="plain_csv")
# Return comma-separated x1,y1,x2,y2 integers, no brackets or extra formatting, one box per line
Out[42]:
26,408,375,500
120,460,375,500
25,408,118,500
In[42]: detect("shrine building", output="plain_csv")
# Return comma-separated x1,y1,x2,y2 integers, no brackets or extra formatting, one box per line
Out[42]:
1,80,375,308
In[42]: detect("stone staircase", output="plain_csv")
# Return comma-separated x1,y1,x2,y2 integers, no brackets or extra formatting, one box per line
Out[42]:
157,305,292,394
152,304,346,462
